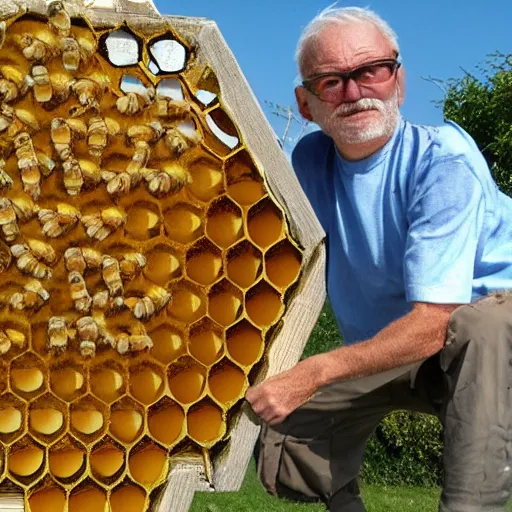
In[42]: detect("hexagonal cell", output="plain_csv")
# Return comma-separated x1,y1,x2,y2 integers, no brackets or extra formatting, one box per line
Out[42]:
188,318,224,366
0,394,25,443
187,399,225,446
156,78,184,101
70,396,107,443
204,108,240,155
208,280,243,327
102,28,141,67
10,354,46,399
208,360,247,407
68,479,107,512
110,480,147,512
226,240,263,289
246,281,283,328
265,240,303,290
167,282,206,323
29,484,66,512
110,398,145,444
143,243,181,285
247,198,285,249
28,394,66,442
50,360,86,401
168,357,206,405
148,398,185,447
226,321,264,367
124,201,162,241
128,438,167,487
7,436,45,484
149,35,187,73
225,150,266,206
48,435,86,481
187,157,224,202
186,239,223,286
205,197,243,249
128,363,164,406
148,324,185,365
90,362,126,404
163,203,203,245
90,437,125,483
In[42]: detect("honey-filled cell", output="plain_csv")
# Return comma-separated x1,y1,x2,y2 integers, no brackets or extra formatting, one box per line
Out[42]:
225,150,266,206
0,406,23,435
48,441,85,480
90,440,125,480
110,483,147,512
29,407,64,437
164,204,203,244
186,246,223,286
247,199,285,249
188,158,224,202
265,240,302,290
50,365,85,401
129,365,164,405
10,362,45,395
226,241,262,289
70,398,106,440
187,402,224,445
148,399,184,447
90,366,125,404
29,486,66,512
205,198,243,249
8,443,44,478
168,359,206,404
226,321,264,367
167,283,206,323
246,282,283,328
188,324,224,366
128,442,167,486
124,202,162,240
208,281,243,327
68,483,107,512
208,362,247,406
148,325,184,364
110,401,144,444
144,247,181,285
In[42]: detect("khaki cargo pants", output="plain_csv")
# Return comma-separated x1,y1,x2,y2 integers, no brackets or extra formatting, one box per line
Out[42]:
258,294,512,511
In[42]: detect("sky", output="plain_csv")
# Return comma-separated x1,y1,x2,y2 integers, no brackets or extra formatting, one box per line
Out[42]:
154,0,511,146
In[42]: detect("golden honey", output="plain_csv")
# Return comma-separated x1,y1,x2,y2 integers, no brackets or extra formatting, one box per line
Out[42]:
0,3,302,510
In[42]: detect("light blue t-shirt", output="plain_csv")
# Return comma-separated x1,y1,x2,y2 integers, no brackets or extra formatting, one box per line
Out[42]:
292,119,512,345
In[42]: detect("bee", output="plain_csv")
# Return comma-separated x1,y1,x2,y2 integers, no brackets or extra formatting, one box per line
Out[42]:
0,104,14,133
102,170,131,197
0,21,6,50
47,316,69,352
0,330,11,355
0,327,25,354
1,107,40,141
31,65,53,103
144,163,192,198
125,284,170,321
15,34,56,64
64,247,102,274
69,72,110,117
87,117,121,158
14,132,41,200
38,203,80,238
50,117,87,161
0,79,19,103
0,198,20,242
26,238,56,265
101,256,123,297
68,270,92,312
116,86,155,115
0,239,11,272
10,279,50,311
119,253,146,279
164,126,199,157
0,159,13,190
81,207,126,241
47,1,71,37
11,196,39,223
60,37,81,72
10,242,53,279
62,159,84,196
115,329,153,355
156,98,192,121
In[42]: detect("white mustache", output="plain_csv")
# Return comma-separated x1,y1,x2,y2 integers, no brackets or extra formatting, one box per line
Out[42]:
335,98,385,116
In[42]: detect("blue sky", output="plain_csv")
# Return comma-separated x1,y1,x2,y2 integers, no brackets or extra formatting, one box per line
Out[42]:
155,0,511,144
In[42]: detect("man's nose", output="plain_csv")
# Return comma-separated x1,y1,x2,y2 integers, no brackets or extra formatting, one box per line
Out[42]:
340,78,362,103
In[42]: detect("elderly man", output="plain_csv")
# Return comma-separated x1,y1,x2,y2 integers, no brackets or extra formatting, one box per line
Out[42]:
246,6,512,512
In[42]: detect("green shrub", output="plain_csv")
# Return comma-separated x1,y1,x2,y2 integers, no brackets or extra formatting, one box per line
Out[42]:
302,301,444,487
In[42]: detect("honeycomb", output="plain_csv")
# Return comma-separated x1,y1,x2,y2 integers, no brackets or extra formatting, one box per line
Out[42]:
0,3,303,510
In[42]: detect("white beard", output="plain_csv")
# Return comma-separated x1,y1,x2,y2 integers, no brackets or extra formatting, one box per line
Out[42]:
315,90,400,145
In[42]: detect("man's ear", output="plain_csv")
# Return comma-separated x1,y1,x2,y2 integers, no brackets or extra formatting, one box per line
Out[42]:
397,65,406,106
295,86,314,122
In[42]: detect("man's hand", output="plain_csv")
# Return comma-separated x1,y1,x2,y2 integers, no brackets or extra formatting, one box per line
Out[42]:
245,358,321,425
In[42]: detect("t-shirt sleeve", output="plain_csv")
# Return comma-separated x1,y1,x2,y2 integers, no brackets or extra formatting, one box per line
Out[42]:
404,157,485,304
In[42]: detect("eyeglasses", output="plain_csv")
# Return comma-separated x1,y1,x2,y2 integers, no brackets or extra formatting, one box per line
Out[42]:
302,58,401,103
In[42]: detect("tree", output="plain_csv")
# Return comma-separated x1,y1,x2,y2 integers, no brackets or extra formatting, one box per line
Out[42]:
437,52,512,197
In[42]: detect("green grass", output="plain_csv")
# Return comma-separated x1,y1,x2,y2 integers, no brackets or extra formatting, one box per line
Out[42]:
191,459,512,511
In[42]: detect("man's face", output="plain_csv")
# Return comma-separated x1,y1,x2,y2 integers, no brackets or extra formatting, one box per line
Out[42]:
296,22,404,145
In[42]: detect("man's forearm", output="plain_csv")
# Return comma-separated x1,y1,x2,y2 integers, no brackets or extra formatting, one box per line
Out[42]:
308,302,459,389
